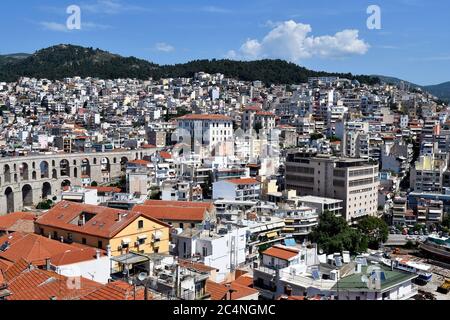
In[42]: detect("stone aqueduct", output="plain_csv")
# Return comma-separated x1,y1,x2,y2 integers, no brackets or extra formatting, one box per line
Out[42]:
0,148,157,215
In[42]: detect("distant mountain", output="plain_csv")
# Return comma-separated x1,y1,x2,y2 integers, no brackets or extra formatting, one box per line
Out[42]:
0,53,30,66
423,82,450,101
373,75,420,88
0,44,379,85
374,75,450,102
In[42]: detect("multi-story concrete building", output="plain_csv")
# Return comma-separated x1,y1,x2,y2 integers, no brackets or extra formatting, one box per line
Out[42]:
285,152,379,222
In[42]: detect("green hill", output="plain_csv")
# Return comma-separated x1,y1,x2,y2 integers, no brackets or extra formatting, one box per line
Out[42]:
0,44,379,85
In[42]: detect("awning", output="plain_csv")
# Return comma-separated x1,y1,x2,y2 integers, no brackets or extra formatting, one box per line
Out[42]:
285,220,295,223
283,228,295,231
122,238,131,245
137,235,148,240
266,232,278,238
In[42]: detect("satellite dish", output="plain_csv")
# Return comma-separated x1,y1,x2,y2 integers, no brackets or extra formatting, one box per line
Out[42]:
138,272,148,281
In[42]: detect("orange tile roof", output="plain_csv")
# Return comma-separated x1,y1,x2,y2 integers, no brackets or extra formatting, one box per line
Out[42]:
81,281,147,300
86,186,122,193
5,266,102,300
233,274,254,288
0,212,35,233
50,248,107,266
206,280,228,300
206,280,259,300
143,200,214,210
35,201,154,239
225,178,260,185
177,114,232,121
128,159,151,166
0,232,90,266
179,259,217,273
133,205,207,222
160,151,172,160
262,245,300,261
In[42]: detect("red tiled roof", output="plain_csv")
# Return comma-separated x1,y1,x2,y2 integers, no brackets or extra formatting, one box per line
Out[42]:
5,266,102,300
133,205,207,222
233,274,254,287
206,280,228,300
128,159,151,166
86,186,121,193
160,151,172,160
143,200,214,210
262,245,300,261
0,212,35,233
81,281,146,300
206,280,259,300
179,260,217,273
225,178,260,185
256,111,276,117
0,232,82,266
50,248,107,266
177,114,232,121
35,201,160,239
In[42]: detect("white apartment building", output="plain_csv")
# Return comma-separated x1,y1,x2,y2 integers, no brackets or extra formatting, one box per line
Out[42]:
172,226,248,283
213,178,261,202
285,153,380,222
176,114,234,156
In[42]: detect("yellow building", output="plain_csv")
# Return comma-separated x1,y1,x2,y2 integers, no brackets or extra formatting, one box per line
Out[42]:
35,201,171,256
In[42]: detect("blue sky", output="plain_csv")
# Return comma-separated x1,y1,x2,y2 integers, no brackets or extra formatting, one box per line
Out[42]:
1,0,449,85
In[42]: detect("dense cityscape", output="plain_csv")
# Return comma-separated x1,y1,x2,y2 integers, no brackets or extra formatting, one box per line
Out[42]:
0,1,450,307
0,66,449,301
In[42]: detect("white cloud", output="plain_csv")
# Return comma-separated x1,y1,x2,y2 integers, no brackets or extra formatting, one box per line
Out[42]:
227,20,369,61
39,21,112,32
82,0,151,15
200,6,231,13
154,42,175,53
40,21,69,32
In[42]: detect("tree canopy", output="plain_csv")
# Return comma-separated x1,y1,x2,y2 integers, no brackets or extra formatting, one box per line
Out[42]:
309,212,368,255
357,216,389,249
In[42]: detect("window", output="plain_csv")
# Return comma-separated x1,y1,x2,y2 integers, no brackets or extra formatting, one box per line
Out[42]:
202,247,208,256
98,241,103,249
53,231,58,240
179,223,184,229
138,238,146,245
82,238,87,245
138,220,144,229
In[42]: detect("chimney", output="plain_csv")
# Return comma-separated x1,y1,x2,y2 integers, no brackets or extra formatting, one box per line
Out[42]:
96,249,101,260
106,244,112,258
45,258,51,271
60,236,64,243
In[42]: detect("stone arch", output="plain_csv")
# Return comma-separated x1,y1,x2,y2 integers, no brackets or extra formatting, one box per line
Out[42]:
81,159,91,177
120,157,128,173
60,159,70,177
32,171,37,180
20,162,29,180
42,182,52,199
5,187,14,213
40,161,49,179
14,174,18,183
73,160,77,166
52,169,57,179
22,184,33,207
61,180,71,190
4,165,11,183
101,157,111,173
